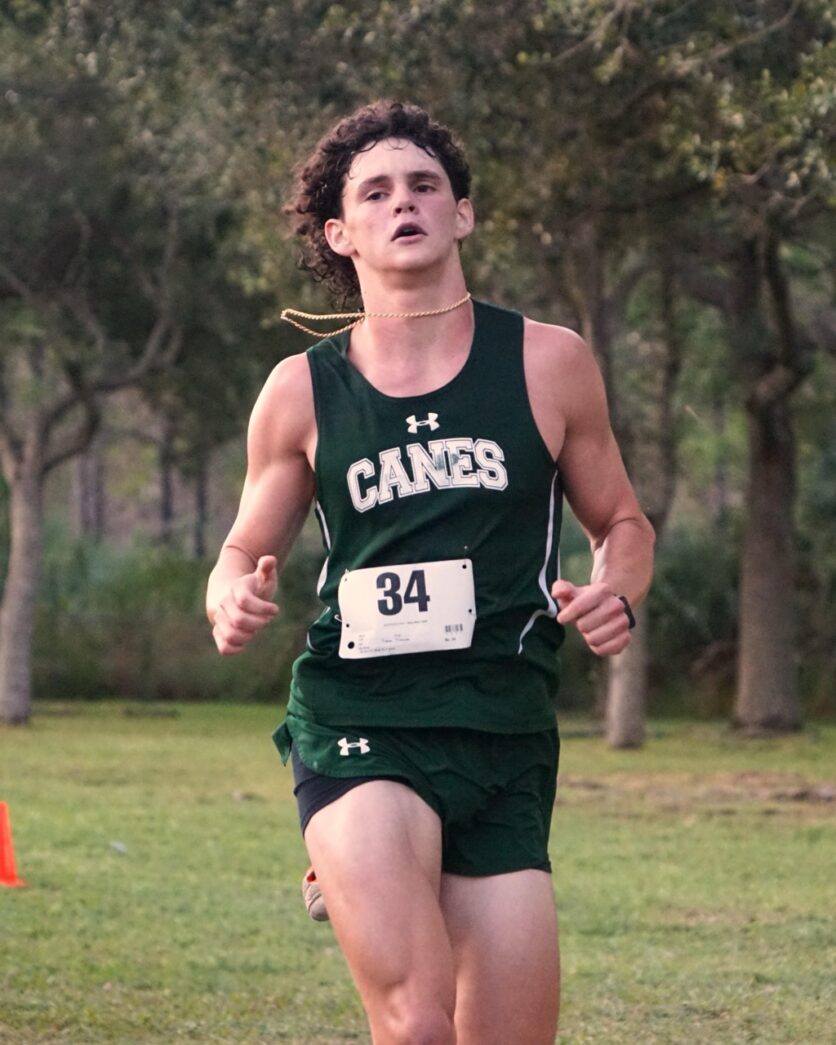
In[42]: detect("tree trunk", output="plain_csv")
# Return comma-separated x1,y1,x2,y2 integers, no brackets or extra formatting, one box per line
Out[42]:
159,421,175,546
734,397,801,731
708,398,730,531
569,220,624,442
0,471,44,724
606,600,648,747
74,438,105,541
604,265,681,747
728,236,805,733
192,451,208,560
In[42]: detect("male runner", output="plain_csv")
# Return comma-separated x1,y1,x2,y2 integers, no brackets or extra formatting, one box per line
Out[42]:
207,101,654,1045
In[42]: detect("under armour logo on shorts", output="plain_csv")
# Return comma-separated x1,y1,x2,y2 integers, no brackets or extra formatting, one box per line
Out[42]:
338,737,370,756
406,413,440,433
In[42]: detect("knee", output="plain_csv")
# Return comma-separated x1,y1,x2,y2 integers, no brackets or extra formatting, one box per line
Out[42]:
381,998,456,1045
394,1008,455,1045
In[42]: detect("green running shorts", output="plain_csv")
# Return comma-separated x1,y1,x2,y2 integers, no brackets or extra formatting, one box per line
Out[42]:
273,713,559,877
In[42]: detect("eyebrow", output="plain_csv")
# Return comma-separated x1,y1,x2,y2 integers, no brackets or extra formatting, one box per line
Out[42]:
350,169,444,197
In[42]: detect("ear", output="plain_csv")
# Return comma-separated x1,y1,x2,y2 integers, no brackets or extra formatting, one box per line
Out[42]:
454,198,475,242
324,217,355,258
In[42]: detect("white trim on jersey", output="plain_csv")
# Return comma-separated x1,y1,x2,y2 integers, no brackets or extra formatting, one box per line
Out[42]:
517,471,559,654
314,500,332,596
306,502,333,654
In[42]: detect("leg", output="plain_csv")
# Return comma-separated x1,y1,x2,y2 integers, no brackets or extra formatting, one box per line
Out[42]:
303,780,457,1045
441,869,560,1045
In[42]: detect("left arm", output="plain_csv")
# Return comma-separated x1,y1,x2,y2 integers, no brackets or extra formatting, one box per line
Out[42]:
524,320,655,656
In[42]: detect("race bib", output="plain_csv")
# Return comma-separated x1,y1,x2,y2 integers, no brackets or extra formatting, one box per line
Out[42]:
338,558,476,659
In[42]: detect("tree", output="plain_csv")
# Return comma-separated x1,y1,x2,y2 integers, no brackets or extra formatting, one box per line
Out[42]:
192,0,836,731
0,11,268,723
662,5,835,730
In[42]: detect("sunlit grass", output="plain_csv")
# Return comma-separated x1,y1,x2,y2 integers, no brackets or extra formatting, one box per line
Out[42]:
1,704,833,1043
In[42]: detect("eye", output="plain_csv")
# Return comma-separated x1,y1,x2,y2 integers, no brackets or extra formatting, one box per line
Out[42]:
366,190,386,201
415,182,435,193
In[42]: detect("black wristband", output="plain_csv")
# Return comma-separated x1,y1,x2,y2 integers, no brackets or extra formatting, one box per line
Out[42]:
617,595,636,630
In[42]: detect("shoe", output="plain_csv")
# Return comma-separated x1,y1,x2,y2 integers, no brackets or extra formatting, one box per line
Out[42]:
302,866,329,922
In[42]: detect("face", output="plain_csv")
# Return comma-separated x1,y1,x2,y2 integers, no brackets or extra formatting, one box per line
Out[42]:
323,138,474,281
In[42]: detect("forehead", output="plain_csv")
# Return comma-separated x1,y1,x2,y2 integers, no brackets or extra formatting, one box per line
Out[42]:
344,138,448,192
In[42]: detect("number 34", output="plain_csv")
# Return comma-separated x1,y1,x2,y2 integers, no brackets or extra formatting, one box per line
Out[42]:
376,570,430,616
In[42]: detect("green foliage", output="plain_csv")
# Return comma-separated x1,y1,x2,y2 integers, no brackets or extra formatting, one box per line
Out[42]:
2,0,835,726
795,351,836,715
649,524,740,716
0,5,280,481
32,530,323,704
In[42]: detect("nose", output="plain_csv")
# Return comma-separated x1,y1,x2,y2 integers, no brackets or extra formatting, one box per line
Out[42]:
393,188,417,214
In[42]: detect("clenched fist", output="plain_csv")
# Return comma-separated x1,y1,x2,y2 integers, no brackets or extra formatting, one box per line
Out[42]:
552,579,632,657
212,556,279,655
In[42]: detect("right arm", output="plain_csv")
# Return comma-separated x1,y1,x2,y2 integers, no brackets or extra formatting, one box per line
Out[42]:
206,354,316,655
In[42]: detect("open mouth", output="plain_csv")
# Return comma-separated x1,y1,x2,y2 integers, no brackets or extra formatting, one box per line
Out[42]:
392,223,425,240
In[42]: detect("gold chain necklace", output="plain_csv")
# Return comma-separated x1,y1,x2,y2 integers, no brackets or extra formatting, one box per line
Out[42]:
280,292,472,337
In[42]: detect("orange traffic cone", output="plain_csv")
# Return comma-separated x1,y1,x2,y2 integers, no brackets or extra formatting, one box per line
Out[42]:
0,801,27,887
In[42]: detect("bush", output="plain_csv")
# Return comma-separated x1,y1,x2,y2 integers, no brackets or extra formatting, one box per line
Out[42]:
33,530,324,703
648,524,740,716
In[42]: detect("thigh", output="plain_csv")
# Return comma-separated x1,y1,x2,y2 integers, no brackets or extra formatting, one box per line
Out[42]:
304,779,456,1042
441,869,560,1045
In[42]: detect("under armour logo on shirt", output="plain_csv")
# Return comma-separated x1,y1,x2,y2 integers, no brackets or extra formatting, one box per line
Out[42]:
406,413,440,434
338,737,370,756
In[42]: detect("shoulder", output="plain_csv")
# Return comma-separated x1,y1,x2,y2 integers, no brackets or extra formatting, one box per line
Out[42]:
523,317,595,374
248,352,315,458
522,318,606,424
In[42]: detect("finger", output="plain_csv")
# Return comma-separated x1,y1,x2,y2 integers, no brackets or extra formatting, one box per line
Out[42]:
583,615,631,649
556,586,606,624
233,588,279,617
573,600,623,637
551,579,578,603
213,625,247,656
218,602,273,635
255,555,278,593
588,631,632,657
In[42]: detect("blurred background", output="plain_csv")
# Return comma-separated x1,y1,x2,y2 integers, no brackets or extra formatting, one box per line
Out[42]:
1,0,833,744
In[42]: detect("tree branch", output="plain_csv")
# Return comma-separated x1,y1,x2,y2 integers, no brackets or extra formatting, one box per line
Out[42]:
93,319,183,392
746,363,806,411
0,418,22,482
41,359,101,475
56,289,108,356
763,232,815,381
0,261,36,304
703,0,801,67
61,207,93,290
656,259,683,533
116,206,180,313
550,0,670,71
0,357,21,479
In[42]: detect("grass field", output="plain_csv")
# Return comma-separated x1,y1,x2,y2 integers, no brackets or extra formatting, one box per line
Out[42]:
1,703,834,1044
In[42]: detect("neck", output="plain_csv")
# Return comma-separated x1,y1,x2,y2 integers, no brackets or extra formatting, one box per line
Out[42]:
355,266,468,339
344,304,474,400
362,284,468,316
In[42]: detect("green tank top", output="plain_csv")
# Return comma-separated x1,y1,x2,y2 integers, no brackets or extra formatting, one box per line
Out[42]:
288,299,564,733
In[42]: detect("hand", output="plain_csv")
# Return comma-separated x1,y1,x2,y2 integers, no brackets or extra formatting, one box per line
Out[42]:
212,556,279,656
552,579,632,657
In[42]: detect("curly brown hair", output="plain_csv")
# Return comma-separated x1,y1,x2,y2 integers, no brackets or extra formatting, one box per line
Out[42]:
286,100,471,306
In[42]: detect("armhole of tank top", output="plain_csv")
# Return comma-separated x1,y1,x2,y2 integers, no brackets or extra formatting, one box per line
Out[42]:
306,344,327,505
506,308,560,472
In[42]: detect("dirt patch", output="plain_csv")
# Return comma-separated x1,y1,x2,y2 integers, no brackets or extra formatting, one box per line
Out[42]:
557,771,836,815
